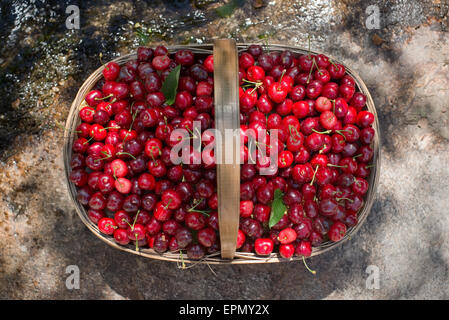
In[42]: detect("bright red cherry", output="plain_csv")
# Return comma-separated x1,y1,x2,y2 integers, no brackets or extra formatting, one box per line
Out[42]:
254,238,274,255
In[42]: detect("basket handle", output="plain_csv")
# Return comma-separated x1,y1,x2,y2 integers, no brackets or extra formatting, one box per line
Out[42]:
213,39,240,259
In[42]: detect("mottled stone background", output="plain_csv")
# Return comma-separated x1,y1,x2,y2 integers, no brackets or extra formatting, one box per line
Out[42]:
0,0,448,299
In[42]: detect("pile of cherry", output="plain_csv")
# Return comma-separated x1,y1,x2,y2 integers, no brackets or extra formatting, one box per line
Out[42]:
69,44,376,262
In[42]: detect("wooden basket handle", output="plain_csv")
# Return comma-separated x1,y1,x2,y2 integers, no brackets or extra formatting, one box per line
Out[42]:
213,39,240,259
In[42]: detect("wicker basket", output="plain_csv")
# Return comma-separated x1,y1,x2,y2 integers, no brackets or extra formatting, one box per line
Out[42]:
63,41,380,264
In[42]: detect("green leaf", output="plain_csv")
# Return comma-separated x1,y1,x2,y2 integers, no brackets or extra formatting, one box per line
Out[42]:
215,0,243,18
269,189,287,229
160,64,181,106
135,29,149,46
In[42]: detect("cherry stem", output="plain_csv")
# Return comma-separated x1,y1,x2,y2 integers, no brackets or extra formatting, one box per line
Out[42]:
186,127,198,139
327,164,348,168
243,79,262,85
101,126,120,131
312,58,322,75
249,84,262,95
196,210,210,217
311,128,332,135
336,197,354,203
255,141,272,149
188,198,204,212
105,223,118,230
329,59,340,71
116,152,136,160
288,125,300,142
132,210,140,229
123,218,133,229
366,164,376,168
302,256,316,275
318,144,327,154
194,126,201,138
122,131,130,143
94,154,111,162
306,59,315,84
181,135,195,141
310,166,319,186
279,69,286,84
187,199,210,216
353,154,362,160
128,107,139,133
94,94,113,101
335,130,347,140
152,145,162,156
83,136,94,144
164,198,173,210
112,167,124,190
99,52,105,66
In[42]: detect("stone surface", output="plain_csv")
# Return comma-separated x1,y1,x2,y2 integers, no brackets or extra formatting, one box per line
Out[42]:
0,0,449,299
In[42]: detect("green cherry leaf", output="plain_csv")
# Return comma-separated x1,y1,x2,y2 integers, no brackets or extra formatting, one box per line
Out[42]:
160,64,181,106
269,189,287,229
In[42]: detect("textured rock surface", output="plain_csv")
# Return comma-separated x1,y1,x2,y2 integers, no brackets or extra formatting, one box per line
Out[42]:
1,0,449,299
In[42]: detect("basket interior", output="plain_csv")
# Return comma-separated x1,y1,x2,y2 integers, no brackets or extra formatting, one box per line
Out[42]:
64,44,380,264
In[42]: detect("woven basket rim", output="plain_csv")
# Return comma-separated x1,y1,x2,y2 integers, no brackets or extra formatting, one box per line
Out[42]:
63,43,381,264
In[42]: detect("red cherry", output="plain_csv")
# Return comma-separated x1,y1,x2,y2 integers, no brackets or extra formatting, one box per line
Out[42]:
315,96,332,112
103,62,120,81
236,230,246,249
114,228,130,245
279,244,295,258
80,106,96,123
239,52,255,69
278,228,297,244
240,200,254,218
115,178,132,194
203,55,214,72
356,111,375,127
254,238,274,255
161,189,182,210
320,111,338,130
247,65,265,82
111,159,128,178
328,221,347,242
278,150,294,168
295,240,312,257
85,90,103,107
127,223,146,241
268,82,288,103
98,217,117,235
